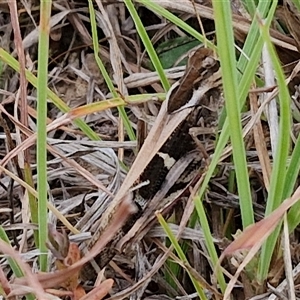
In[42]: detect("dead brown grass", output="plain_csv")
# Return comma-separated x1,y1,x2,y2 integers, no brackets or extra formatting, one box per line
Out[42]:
1,1,300,299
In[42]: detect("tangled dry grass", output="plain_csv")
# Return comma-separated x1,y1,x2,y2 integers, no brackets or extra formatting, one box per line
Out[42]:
1,1,300,299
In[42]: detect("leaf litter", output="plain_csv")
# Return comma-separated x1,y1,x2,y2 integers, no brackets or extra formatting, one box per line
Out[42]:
1,1,300,299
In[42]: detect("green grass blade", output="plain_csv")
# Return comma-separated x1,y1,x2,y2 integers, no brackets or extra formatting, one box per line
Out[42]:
291,0,300,11
88,0,135,141
258,15,292,282
286,133,300,231
191,4,276,291
157,213,209,299
0,48,100,141
137,0,216,51
236,1,272,77
0,227,24,277
213,0,254,228
240,0,258,16
193,196,227,293
0,227,35,300
124,0,170,92
36,0,52,272
195,0,274,206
